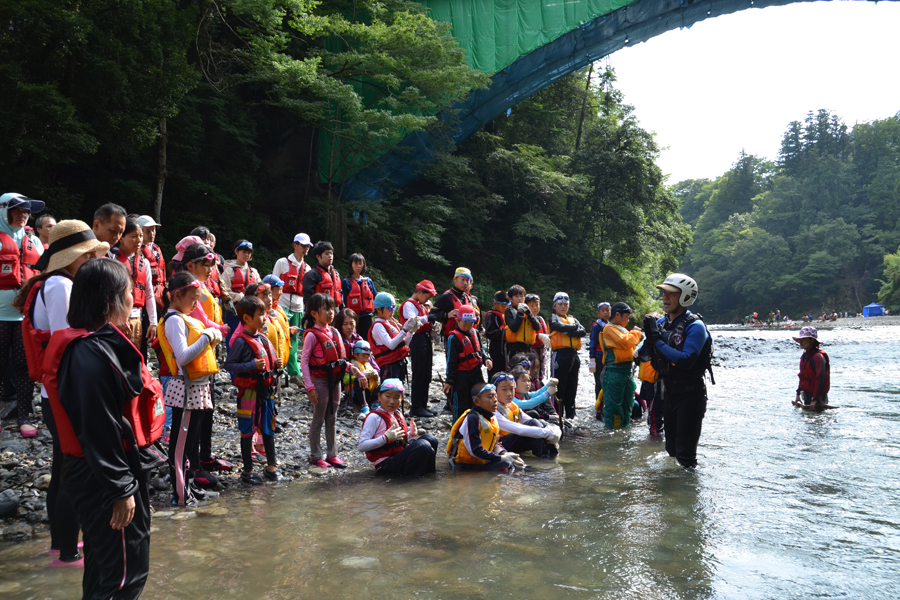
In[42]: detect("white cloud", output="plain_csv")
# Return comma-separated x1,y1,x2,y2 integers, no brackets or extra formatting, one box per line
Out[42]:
609,1,900,184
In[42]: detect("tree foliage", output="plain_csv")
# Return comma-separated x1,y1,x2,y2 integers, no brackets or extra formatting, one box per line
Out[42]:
679,110,900,321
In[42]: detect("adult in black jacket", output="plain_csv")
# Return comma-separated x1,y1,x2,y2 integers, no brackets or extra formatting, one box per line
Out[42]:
56,259,163,599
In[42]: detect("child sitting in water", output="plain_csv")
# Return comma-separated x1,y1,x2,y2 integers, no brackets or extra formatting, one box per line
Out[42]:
447,383,524,472
492,372,561,458
793,327,830,411
345,340,380,415
509,353,557,420
358,379,439,477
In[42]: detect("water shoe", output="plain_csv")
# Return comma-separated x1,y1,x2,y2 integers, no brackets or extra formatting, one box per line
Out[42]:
241,472,264,485
326,456,347,468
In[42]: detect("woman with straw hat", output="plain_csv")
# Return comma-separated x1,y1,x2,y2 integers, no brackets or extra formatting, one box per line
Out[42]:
13,219,108,565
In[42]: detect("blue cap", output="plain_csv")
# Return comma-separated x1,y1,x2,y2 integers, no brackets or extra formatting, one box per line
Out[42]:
263,274,284,287
379,378,405,394
374,292,396,310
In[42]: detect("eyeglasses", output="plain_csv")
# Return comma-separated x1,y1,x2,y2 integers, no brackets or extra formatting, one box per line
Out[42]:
169,280,202,294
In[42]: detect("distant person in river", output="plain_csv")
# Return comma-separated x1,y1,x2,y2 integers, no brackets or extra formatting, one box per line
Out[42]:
342,253,377,338
447,383,524,472
792,327,830,411
358,378,439,477
644,273,712,469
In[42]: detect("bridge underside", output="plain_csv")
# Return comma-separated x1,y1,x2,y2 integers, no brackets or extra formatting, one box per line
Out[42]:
341,0,872,202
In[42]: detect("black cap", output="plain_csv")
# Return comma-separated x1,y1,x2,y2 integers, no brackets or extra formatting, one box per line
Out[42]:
610,301,632,316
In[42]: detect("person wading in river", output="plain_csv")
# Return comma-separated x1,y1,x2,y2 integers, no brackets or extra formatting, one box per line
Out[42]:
644,273,712,469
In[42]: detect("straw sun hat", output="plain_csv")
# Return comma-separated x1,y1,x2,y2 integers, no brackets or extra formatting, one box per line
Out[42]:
34,220,110,273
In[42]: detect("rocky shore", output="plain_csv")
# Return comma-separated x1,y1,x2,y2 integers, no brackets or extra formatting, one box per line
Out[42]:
0,349,475,545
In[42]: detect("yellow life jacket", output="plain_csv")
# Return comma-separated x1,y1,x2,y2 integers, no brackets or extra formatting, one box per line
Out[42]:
601,324,637,365
638,360,658,383
157,313,219,380
505,316,536,344
447,409,500,465
550,316,583,350
264,312,289,365
352,359,380,392
200,286,223,326
497,401,522,437
272,307,291,362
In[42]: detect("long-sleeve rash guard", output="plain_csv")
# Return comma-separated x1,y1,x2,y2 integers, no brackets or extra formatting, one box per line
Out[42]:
513,384,552,409
495,403,553,438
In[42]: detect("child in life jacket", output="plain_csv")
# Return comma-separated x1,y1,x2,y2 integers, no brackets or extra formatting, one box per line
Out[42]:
302,293,361,469
177,243,234,481
588,302,611,403
224,295,286,484
600,302,643,430
508,355,559,420
157,271,223,506
399,280,438,418
344,340,380,416
358,378,439,478
504,285,543,362
302,240,342,311
793,327,830,410
447,383,524,472
265,274,299,357
342,252,378,338
221,239,260,341
442,304,491,419
525,294,551,381
492,372,561,458
483,290,509,379
548,292,586,421
272,232,311,387
369,292,419,381
115,217,157,355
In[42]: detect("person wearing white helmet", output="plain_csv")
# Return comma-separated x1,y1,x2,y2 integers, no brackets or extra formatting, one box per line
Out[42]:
643,273,712,469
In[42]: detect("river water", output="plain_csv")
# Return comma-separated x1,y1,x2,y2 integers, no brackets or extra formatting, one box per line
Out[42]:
1,327,898,599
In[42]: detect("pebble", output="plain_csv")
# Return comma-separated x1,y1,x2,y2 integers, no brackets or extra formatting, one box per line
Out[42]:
341,556,381,569
33,473,52,490
171,511,197,521
2,522,32,541
153,510,175,518
0,488,18,518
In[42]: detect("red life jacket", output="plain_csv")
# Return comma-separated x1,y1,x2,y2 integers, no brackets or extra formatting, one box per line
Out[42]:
233,333,277,391
798,349,830,398
207,263,222,298
449,329,483,371
368,319,409,367
141,243,166,287
21,275,72,382
531,316,548,351
315,265,342,306
43,328,164,457
230,264,257,294
399,298,433,334
346,277,374,314
281,258,309,296
116,253,148,309
307,326,347,380
486,309,505,330
0,231,41,290
363,409,408,463
443,289,474,336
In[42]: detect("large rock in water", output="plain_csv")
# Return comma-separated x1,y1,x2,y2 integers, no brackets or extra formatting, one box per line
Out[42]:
0,488,18,518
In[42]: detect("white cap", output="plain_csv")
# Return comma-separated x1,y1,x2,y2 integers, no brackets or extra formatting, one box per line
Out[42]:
293,233,312,246
136,215,161,227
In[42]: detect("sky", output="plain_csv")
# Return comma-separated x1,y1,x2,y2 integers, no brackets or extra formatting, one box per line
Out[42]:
608,1,900,184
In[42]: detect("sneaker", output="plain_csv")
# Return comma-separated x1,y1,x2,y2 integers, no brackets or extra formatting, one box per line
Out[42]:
325,456,347,468
49,557,84,568
264,469,287,482
240,471,264,485
193,469,219,489
200,456,234,472
410,407,435,418
308,457,331,468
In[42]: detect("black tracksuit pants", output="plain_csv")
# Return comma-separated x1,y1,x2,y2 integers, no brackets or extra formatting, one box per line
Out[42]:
63,458,152,600
450,368,485,420
552,348,580,419
375,434,439,478
41,396,81,559
409,332,432,411
662,378,707,468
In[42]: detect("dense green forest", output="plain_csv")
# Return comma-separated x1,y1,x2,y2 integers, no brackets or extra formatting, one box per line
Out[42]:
1,0,688,324
676,109,900,322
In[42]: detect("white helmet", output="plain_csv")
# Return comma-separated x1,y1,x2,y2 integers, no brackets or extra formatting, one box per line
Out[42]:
657,273,698,307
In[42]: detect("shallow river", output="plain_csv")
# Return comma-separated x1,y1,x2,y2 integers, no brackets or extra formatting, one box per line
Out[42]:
1,327,899,599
